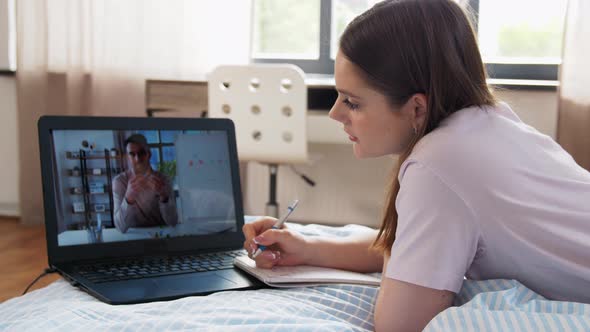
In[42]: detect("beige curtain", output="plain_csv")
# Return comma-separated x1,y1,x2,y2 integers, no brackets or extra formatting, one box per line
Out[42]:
557,0,590,171
16,0,252,225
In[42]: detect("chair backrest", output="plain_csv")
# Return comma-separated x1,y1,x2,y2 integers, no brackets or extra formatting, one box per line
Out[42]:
208,64,307,164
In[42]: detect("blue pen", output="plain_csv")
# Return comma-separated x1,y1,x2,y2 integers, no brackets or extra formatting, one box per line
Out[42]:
251,200,299,259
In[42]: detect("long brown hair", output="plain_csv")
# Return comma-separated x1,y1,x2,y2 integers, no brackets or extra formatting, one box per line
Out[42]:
339,0,496,255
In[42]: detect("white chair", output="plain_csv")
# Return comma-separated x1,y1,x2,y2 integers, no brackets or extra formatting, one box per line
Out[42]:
208,64,308,217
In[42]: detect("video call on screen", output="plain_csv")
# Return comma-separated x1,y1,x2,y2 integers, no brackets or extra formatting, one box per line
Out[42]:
51,129,238,246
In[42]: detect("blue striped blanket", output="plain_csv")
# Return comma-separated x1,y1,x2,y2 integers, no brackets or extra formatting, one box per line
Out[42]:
426,278,590,331
1,223,588,331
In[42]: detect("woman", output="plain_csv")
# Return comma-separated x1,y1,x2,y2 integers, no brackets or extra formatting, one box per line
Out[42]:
243,0,590,330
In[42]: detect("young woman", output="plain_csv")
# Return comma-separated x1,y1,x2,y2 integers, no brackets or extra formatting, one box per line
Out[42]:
243,0,590,330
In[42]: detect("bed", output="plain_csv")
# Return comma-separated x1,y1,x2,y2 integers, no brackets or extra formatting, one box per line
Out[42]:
2,223,589,331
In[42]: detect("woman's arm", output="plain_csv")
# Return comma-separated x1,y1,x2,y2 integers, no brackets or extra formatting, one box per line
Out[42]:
374,258,454,332
305,229,383,273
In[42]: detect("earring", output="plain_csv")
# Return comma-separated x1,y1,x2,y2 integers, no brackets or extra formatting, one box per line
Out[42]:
413,126,418,135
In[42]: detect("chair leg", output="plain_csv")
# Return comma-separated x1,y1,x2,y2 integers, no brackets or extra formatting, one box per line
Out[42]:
265,164,279,218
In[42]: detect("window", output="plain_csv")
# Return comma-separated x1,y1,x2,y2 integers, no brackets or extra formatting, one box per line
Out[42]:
478,0,567,81
252,0,566,82
137,130,178,181
478,0,566,63
252,0,329,73
252,0,320,59
330,0,381,59
160,130,181,144
149,148,160,171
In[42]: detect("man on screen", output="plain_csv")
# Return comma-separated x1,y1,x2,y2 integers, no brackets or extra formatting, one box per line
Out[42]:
113,134,178,233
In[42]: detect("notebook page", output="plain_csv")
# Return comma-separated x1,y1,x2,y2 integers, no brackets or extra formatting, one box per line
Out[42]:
234,256,380,287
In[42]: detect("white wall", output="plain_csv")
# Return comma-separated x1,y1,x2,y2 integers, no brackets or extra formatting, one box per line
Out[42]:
495,89,559,138
0,76,19,216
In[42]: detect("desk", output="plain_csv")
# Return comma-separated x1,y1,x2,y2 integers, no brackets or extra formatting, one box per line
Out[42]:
146,77,348,144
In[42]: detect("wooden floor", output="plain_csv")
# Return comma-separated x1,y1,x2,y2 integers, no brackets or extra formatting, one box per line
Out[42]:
0,217,61,303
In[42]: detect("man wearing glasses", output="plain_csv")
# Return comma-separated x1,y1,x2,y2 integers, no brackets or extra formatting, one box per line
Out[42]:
112,134,178,233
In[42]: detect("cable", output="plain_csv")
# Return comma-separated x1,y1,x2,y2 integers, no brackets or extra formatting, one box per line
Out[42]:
22,267,57,295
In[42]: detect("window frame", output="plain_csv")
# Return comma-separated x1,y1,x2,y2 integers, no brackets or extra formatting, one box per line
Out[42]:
137,130,176,174
253,0,333,74
252,0,560,82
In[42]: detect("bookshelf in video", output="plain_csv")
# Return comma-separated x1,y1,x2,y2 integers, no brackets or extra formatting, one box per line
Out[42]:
64,147,122,231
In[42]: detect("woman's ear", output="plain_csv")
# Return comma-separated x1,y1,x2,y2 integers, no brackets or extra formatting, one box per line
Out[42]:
410,93,428,131
411,93,428,119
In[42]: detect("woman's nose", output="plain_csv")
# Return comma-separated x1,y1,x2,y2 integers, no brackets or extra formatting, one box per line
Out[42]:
328,104,343,122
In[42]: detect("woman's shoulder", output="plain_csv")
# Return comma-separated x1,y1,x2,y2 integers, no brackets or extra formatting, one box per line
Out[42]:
415,102,521,150
402,102,521,182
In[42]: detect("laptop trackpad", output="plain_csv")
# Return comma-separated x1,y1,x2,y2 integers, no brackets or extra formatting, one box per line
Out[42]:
157,272,237,294
94,271,244,304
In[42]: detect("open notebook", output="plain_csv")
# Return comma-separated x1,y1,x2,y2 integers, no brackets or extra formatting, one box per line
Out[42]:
234,256,381,288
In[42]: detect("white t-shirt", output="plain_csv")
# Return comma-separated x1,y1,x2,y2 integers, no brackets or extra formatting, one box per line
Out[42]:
384,102,590,303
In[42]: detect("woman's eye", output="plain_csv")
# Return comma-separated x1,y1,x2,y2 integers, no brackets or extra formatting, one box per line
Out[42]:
343,99,360,110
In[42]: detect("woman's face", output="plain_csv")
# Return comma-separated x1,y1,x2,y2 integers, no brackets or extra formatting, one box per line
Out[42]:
329,51,424,159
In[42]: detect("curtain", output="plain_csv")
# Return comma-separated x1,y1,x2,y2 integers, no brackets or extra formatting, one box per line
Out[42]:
557,0,590,171
16,0,252,225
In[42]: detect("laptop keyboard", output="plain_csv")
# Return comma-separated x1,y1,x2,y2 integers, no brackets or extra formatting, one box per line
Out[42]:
75,249,246,284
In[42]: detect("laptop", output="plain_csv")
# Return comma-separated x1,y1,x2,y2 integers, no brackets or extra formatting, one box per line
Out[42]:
37,116,263,304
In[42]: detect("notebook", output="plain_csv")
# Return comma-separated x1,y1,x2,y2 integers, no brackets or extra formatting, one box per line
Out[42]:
37,116,263,305
234,255,381,288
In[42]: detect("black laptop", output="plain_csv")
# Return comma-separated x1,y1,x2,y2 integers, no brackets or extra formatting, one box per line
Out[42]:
38,116,262,304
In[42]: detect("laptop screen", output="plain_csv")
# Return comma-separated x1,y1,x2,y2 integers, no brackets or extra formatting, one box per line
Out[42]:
49,129,238,247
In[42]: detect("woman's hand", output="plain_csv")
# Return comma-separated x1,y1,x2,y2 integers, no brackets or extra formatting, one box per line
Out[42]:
242,217,309,269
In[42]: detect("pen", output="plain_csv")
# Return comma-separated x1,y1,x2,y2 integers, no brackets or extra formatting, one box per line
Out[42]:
252,199,299,259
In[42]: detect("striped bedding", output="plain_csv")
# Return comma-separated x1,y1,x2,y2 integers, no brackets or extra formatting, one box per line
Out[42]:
1,223,589,331
426,279,590,331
